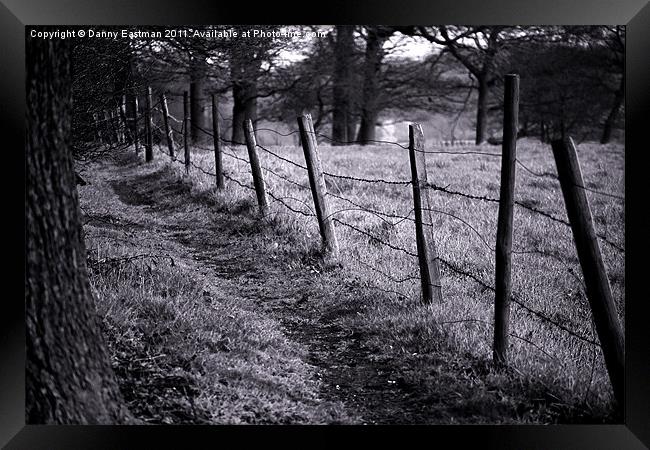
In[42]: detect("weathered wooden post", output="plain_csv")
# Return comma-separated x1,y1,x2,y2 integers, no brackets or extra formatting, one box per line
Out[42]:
493,73,519,366
160,93,175,159
212,94,225,188
243,119,269,213
183,91,190,173
408,123,443,304
144,86,153,162
132,95,140,154
298,114,339,258
551,136,624,407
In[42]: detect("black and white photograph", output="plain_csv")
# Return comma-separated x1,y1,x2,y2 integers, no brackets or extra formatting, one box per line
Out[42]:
25,23,627,427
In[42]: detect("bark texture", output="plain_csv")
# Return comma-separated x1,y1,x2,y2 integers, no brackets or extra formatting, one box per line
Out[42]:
230,49,260,144
332,25,355,144
26,35,130,424
357,27,392,144
190,56,208,144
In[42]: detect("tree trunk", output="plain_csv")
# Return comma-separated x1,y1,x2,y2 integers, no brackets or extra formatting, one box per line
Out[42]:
600,75,624,144
332,25,355,145
231,80,258,144
475,75,489,145
111,47,132,144
26,35,130,424
230,51,259,145
125,92,138,144
190,56,208,144
347,118,357,144
357,27,390,145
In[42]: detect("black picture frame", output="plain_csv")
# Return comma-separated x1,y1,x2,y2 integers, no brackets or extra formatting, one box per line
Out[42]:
4,0,649,447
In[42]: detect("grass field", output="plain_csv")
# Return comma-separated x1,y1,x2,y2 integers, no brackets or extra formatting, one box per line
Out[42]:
175,134,625,413
80,133,624,423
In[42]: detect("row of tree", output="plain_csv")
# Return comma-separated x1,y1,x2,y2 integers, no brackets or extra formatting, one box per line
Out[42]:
72,25,624,154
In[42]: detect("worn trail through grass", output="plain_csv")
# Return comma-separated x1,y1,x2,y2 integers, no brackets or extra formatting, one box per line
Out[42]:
82,154,430,424
80,152,615,424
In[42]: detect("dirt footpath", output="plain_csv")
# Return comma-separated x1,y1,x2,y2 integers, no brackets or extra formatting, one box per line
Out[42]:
80,154,452,424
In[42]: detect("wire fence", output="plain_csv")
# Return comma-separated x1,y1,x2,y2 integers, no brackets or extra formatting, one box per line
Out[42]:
89,88,625,391
142,112,624,351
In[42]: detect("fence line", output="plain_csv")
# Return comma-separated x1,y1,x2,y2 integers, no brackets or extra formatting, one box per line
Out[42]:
149,137,605,360
436,256,599,347
516,159,625,201
173,114,626,202
112,85,625,400
423,181,624,253
121,113,624,258
140,110,624,291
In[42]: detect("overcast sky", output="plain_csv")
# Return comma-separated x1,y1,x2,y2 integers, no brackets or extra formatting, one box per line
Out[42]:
275,26,437,66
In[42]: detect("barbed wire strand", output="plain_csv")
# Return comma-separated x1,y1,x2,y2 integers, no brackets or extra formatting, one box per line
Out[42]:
133,119,617,351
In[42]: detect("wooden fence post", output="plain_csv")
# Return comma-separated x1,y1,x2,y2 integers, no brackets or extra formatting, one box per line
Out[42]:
212,94,225,188
551,136,624,407
298,114,339,258
133,95,140,154
144,86,153,162
183,91,190,173
493,73,519,366
243,119,269,213
408,123,443,304
160,93,175,159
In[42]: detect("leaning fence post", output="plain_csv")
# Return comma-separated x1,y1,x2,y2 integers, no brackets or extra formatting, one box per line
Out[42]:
551,136,624,407
408,123,443,304
160,93,175,159
183,91,190,173
132,95,140,155
243,119,269,213
493,73,519,366
212,94,225,188
144,86,153,162
298,114,339,258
